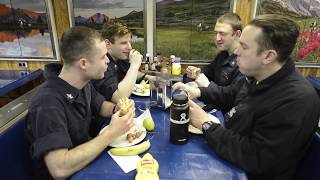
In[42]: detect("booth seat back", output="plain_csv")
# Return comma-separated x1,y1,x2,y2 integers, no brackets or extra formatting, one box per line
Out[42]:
0,117,32,180
294,132,320,180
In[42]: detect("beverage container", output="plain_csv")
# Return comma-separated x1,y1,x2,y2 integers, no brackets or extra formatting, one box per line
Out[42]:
153,56,161,71
144,53,150,71
171,56,181,75
170,93,189,144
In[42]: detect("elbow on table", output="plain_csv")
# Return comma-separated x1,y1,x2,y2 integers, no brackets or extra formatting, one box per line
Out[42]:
48,167,72,180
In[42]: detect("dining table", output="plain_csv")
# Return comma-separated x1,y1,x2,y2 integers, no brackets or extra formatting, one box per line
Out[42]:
72,95,248,180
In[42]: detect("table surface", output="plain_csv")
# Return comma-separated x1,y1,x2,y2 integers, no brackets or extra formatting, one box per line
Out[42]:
72,96,248,180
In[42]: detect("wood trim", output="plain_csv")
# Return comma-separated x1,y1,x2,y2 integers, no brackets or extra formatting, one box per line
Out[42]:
0,61,49,71
235,0,255,25
51,0,70,43
298,67,320,77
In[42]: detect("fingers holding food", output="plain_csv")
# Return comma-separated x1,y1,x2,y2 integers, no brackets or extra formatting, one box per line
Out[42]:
191,68,201,79
186,66,200,79
118,97,132,116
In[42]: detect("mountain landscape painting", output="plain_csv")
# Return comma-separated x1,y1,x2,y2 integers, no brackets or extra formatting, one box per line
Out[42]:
72,0,144,54
156,0,232,61
0,0,56,59
258,0,320,65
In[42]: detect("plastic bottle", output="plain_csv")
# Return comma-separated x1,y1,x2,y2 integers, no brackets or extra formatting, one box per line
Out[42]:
135,153,160,180
144,53,150,71
171,56,181,75
170,93,189,144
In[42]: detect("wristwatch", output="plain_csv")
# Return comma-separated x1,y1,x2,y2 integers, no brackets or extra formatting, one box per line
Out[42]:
202,121,218,134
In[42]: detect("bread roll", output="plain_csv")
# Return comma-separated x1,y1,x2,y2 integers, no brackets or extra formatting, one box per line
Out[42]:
119,97,131,116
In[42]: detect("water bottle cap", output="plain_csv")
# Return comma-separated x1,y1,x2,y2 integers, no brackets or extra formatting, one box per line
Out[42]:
172,94,188,105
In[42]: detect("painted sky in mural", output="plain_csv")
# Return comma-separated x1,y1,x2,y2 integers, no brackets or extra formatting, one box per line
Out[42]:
272,0,320,17
73,0,143,18
1,0,46,13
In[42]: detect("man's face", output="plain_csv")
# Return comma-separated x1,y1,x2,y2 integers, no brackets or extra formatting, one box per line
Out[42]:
234,25,265,78
214,22,238,51
108,33,132,60
87,39,109,80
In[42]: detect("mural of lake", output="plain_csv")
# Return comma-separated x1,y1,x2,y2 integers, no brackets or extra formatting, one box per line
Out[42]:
0,29,53,58
0,1,58,60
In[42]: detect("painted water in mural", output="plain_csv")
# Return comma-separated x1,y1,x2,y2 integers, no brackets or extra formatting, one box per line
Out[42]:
0,29,53,57
0,0,55,59
258,0,320,64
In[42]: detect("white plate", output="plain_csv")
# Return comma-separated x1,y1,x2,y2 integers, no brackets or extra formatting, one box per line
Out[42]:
100,125,146,147
132,84,150,97
99,109,153,147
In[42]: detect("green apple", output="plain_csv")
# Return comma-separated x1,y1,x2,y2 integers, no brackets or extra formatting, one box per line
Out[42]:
143,117,155,131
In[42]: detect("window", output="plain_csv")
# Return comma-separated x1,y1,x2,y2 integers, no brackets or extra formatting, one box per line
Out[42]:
156,0,233,62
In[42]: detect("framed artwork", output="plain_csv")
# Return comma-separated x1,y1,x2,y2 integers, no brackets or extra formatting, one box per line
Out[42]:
257,0,320,67
0,0,60,61
69,0,145,55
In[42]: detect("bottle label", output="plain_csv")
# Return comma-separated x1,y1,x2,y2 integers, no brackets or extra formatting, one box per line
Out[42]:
172,63,181,75
170,112,189,124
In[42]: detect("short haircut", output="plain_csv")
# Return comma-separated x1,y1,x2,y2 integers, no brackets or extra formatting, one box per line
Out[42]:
59,26,103,65
248,14,300,62
217,12,243,31
100,22,131,43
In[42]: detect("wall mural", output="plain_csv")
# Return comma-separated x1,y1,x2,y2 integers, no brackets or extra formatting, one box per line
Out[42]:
0,0,57,60
71,0,144,54
258,0,320,65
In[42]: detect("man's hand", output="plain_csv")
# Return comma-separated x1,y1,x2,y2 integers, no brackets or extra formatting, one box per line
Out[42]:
114,99,135,114
186,66,201,79
107,108,135,139
172,82,201,99
186,81,199,88
145,75,156,82
195,73,210,87
129,49,143,69
188,100,209,130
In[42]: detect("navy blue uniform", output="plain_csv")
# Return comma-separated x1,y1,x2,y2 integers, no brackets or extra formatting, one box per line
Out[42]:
92,53,130,101
25,63,105,180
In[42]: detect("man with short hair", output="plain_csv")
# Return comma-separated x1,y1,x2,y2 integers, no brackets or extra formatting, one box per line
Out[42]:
186,12,243,87
25,26,135,180
174,15,320,180
92,22,150,103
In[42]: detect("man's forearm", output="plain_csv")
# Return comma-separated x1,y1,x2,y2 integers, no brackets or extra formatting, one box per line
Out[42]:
99,101,116,117
45,128,117,179
111,65,140,102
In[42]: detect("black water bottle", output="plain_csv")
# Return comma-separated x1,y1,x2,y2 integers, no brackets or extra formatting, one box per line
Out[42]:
170,93,189,144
